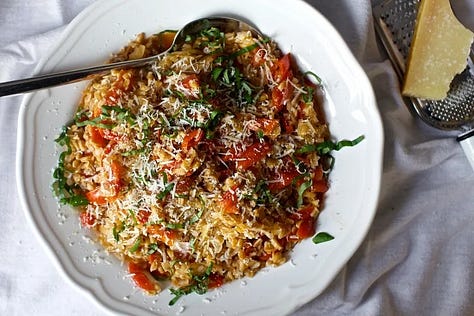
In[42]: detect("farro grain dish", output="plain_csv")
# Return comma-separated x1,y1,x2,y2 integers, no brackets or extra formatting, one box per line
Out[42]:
54,25,334,303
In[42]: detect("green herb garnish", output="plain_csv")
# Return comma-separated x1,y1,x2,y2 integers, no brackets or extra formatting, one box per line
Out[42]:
129,210,138,225
230,38,270,58
296,135,365,155
211,60,257,107
296,179,313,208
312,232,334,244
52,127,89,206
129,236,142,253
189,209,204,225
157,183,174,200
304,70,323,86
231,42,259,57
165,222,184,230
75,105,135,129
157,173,175,200
302,86,315,103
147,243,159,255
169,263,213,305
197,26,225,53
112,222,127,242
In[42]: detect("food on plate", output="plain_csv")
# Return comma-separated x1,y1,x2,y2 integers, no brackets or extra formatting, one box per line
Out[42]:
53,24,358,303
402,0,474,100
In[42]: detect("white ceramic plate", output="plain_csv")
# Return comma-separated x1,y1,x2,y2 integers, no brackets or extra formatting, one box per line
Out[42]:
16,0,383,315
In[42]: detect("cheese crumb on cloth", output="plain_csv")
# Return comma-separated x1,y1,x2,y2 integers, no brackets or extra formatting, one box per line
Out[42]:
54,26,330,299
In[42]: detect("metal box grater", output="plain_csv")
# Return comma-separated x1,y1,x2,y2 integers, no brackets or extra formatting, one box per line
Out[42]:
372,0,474,169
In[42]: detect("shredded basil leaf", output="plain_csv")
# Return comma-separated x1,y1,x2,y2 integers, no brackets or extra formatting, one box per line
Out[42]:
211,67,224,81
189,237,197,254
113,222,125,242
312,232,334,244
75,118,115,129
197,26,225,53
297,179,313,208
147,243,159,255
157,183,175,200
52,126,89,207
129,209,138,225
61,195,89,206
203,109,223,139
296,135,365,155
129,236,142,253
304,70,323,85
169,263,213,305
189,209,204,225
165,222,184,230
121,148,145,157
231,42,259,58
249,180,274,205
230,37,270,58
157,173,175,200
211,59,257,107
74,105,135,129
302,86,315,103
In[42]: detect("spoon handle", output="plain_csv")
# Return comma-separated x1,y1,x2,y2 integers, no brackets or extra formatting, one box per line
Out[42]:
0,56,156,97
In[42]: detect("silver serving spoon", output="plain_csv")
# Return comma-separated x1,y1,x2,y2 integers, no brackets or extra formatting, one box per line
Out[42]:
0,17,261,97
450,0,474,31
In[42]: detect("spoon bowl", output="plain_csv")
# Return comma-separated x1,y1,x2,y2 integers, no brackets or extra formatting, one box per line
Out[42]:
0,17,262,97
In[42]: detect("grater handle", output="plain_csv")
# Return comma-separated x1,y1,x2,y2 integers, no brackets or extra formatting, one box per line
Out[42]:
457,130,474,171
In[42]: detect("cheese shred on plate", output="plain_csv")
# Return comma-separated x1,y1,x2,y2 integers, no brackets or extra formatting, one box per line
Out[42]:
53,26,332,302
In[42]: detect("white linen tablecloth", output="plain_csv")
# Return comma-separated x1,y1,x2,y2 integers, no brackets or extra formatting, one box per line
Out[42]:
1,0,473,315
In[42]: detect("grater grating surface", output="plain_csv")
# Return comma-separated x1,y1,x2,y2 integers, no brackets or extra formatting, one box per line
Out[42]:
373,0,474,132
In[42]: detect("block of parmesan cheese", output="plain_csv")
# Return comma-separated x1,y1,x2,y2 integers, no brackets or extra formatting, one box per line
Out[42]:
402,0,474,100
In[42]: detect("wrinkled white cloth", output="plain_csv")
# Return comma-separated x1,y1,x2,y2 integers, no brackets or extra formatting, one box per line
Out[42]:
0,0,473,315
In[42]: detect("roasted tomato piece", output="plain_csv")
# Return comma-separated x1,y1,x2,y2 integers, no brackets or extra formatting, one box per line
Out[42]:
225,142,272,170
271,87,284,112
280,114,295,133
137,210,151,224
208,273,225,289
296,217,315,239
128,262,159,293
271,82,294,112
272,53,292,83
109,160,124,194
268,167,300,192
311,167,328,193
89,126,108,147
175,176,194,193
221,189,238,214
312,180,329,193
290,205,316,240
98,128,121,141
85,188,107,205
85,160,123,205
249,118,280,138
182,128,204,151
147,225,178,246
79,211,96,227
181,74,200,98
